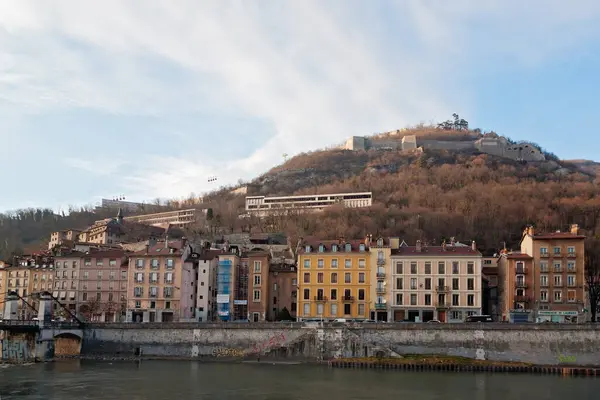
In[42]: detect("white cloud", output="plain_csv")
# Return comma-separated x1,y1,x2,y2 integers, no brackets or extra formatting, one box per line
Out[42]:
1,0,599,203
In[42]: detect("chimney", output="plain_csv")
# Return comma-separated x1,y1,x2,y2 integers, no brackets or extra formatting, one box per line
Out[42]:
471,241,477,251
570,224,579,235
526,226,534,236
165,235,169,249
364,235,370,246
145,244,149,254
416,240,422,253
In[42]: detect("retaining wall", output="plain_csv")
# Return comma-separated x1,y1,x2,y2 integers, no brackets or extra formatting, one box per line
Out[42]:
81,323,600,366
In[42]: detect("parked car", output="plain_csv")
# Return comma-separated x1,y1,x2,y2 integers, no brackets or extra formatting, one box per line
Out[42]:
426,319,441,324
465,315,493,323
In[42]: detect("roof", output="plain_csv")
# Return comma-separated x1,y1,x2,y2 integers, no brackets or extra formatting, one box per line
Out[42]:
197,249,223,261
506,253,533,260
532,232,586,240
133,240,185,256
299,238,368,254
391,245,480,257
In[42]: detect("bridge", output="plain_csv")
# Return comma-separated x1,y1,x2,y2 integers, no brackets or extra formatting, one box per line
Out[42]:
1,292,84,362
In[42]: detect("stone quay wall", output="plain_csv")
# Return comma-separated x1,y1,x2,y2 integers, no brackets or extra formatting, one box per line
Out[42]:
81,323,600,366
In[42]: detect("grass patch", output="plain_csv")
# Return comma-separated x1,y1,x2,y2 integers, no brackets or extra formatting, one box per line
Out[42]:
334,354,532,367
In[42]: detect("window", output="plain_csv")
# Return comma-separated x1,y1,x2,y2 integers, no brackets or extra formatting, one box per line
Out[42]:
345,259,351,268
358,304,365,316
359,244,365,252
553,290,562,302
303,289,310,300
166,259,174,269
303,273,310,284
332,244,338,252
344,273,351,283
292,278,297,286
317,259,324,268
467,295,474,306
540,290,548,302
150,272,158,283
96,292,101,301
438,262,445,274
567,290,576,302
467,262,474,274
345,244,351,252
567,246,575,255
109,259,117,266
410,278,417,290
540,247,548,255
164,287,173,298
317,303,324,315
317,273,324,283
121,271,127,280
165,272,174,284
424,262,431,274
253,261,261,273
410,262,417,274
149,286,158,298
84,259,91,266
319,244,325,252
331,273,338,283
540,262,549,272
396,293,403,305
467,278,474,290
82,293,88,301
567,275,576,287
330,303,338,316
424,278,431,290
344,304,351,315
331,289,337,300
358,259,366,268
554,275,562,287
97,271,103,279
567,262,575,271
344,289,351,299
254,275,261,286
109,271,116,280
452,262,459,274
108,293,114,302
303,303,310,316
135,272,144,283
395,262,403,274
331,259,338,268
358,289,365,300
151,259,159,269
395,277,403,290
540,275,548,287
253,290,261,302
358,273,365,283
305,245,311,253
452,278,459,290
553,246,561,255
452,294,459,306
303,259,310,268
410,294,417,305
378,250,384,260
424,294,431,305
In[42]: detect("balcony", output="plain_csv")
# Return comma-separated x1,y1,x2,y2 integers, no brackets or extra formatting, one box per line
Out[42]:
435,302,450,310
314,296,328,303
515,267,527,274
514,295,529,303
375,303,386,309
377,258,385,266
515,282,528,289
540,253,549,258
435,286,450,293
342,296,355,302
376,287,386,294
376,271,386,278
567,252,577,258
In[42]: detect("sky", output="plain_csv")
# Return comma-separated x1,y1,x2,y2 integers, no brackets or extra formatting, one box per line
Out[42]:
1,0,600,213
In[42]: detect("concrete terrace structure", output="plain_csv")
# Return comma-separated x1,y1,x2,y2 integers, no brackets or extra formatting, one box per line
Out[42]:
123,209,203,227
245,192,372,216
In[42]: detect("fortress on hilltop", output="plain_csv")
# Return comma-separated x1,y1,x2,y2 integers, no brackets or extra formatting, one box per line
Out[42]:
342,130,546,162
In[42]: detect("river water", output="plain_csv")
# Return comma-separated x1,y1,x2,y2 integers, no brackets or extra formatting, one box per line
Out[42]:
1,361,599,399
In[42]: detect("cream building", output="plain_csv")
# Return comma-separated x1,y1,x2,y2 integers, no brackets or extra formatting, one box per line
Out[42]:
365,235,394,321
389,240,482,322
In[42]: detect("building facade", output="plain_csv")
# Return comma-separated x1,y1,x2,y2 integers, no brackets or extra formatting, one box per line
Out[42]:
247,251,270,322
245,192,372,216
216,251,239,321
499,225,586,323
297,239,371,321
194,250,220,322
389,240,482,323
268,249,297,321
53,252,83,315
366,235,393,321
126,240,195,322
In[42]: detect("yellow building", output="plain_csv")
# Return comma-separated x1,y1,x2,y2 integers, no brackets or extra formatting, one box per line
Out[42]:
297,238,371,320
366,235,395,321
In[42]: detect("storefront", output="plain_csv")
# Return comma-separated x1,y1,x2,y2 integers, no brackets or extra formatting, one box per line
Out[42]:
536,310,579,323
509,309,533,323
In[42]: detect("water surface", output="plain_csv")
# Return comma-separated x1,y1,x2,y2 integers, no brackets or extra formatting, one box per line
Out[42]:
1,360,599,399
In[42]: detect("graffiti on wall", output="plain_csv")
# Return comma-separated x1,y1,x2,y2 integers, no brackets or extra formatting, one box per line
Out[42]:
1,340,29,362
212,348,246,357
252,332,286,354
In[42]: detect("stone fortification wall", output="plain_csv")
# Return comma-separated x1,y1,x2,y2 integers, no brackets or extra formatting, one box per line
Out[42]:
419,140,475,151
82,323,600,366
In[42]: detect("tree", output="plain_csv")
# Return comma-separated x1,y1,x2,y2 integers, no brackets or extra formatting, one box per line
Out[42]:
276,307,293,321
206,208,214,221
585,238,600,322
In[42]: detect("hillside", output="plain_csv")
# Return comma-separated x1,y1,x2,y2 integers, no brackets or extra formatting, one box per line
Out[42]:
1,123,600,259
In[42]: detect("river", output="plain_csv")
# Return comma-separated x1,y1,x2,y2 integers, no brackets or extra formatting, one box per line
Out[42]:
1,361,599,399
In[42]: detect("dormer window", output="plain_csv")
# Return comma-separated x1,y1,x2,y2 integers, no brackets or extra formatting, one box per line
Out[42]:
359,244,365,252
332,245,338,252
377,238,383,246
305,245,311,253
345,243,351,252
318,244,325,253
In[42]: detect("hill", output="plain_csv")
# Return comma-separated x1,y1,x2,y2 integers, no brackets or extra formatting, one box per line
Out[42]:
1,122,600,259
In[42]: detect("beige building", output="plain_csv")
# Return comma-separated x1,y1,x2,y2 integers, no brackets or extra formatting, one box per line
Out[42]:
365,235,393,321
48,229,82,250
79,210,165,245
194,249,221,322
245,192,373,216
126,239,196,322
389,240,482,322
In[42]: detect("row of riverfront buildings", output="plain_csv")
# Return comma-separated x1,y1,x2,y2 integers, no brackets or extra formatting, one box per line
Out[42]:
0,215,587,323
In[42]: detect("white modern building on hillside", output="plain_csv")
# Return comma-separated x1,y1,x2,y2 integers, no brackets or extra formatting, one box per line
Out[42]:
245,192,372,216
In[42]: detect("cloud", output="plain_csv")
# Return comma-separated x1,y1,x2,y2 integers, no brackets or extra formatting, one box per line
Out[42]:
1,1,600,205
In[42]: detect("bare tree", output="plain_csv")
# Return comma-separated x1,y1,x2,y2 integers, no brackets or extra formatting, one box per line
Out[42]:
585,238,600,322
